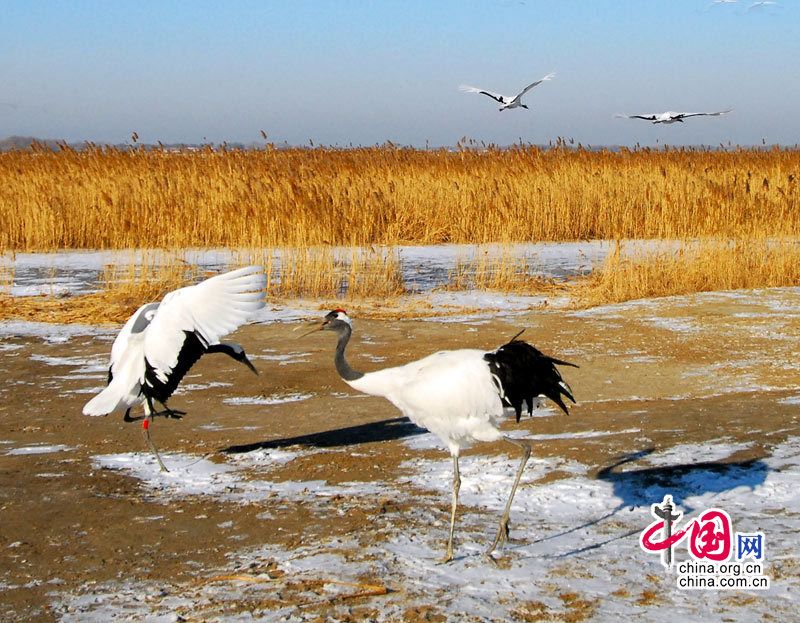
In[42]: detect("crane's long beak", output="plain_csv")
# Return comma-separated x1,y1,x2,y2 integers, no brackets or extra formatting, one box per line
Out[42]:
296,321,325,338
242,354,259,375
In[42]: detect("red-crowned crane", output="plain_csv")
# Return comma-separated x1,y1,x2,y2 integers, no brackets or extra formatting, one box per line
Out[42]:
83,266,266,472
460,72,555,111
306,309,577,563
614,108,732,124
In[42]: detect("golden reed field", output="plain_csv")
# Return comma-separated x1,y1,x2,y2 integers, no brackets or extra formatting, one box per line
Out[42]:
1,144,799,321
1,144,799,249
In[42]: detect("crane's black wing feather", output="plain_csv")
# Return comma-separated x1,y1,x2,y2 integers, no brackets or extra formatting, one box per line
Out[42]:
484,338,577,422
142,333,257,407
143,331,207,404
479,91,505,104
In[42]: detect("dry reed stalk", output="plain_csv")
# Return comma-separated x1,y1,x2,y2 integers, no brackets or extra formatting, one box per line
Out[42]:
98,255,204,305
267,247,405,299
279,297,491,320
446,248,562,294
576,238,800,306
1,145,798,251
273,247,342,299
343,247,406,299
0,262,14,291
2,238,798,325
0,256,205,324
0,247,404,324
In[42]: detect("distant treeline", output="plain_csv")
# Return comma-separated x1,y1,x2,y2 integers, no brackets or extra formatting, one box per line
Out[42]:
3,135,796,154
0,135,263,153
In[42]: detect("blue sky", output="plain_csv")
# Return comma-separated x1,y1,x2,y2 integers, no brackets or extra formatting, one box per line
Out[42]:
1,1,797,146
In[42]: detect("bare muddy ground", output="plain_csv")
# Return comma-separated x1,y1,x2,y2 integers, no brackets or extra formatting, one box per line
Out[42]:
0,288,798,622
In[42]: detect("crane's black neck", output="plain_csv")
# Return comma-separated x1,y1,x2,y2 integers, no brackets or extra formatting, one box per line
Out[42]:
334,323,364,381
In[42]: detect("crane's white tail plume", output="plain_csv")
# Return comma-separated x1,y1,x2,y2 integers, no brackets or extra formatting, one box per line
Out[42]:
82,382,133,416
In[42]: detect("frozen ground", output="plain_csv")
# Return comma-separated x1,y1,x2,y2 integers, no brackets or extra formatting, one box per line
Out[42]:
1,282,798,622
52,434,798,622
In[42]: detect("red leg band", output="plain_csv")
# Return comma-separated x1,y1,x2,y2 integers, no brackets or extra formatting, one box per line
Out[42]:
142,419,150,431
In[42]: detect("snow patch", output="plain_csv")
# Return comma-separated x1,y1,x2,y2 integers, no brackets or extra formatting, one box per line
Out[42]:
92,451,387,505
638,442,755,468
249,352,311,365
222,393,313,406
57,436,800,621
173,381,232,394
6,444,74,456
0,320,114,343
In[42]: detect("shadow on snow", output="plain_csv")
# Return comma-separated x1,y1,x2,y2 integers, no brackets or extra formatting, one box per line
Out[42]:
221,418,773,560
540,447,771,558
596,447,770,512
220,416,426,454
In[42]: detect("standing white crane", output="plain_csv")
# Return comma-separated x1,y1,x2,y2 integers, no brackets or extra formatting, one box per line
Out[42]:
83,266,266,471
460,72,555,111
305,310,577,563
615,109,732,124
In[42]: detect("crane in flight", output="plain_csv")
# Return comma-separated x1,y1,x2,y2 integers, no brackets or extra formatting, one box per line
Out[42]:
615,109,732,124
460,72,555,111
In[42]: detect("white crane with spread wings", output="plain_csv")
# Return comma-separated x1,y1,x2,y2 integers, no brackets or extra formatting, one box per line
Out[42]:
460,72,555,111
615,109,732,124
83,266,266,471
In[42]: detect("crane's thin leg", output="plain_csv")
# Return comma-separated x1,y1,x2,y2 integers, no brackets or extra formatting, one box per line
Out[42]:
142,399,169,473
437,454,460,564
486,437,532,558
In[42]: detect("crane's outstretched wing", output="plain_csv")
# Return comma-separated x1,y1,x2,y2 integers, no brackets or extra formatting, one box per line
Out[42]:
514,72,556,99
706,0,739,9
676,108,732,119
459,84,506,104
142,266,266,398
83,267,265,416
615,113,659,121
748,1,778,11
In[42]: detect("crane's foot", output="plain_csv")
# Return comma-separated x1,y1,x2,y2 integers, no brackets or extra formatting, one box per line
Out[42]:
436,549,454,565
123,409,142,422
483,551,501,566
486,517,511,556
152,407,186,420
